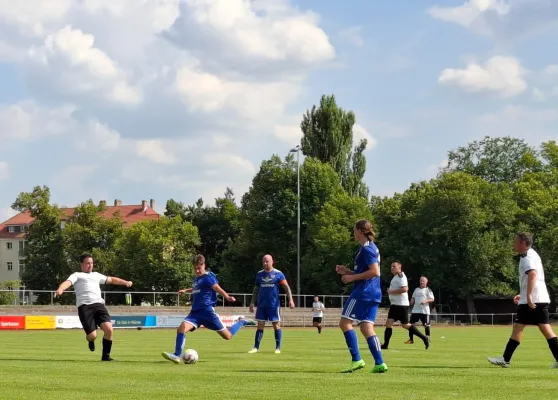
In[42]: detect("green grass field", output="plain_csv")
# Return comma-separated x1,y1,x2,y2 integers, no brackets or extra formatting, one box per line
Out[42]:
0,326,556,399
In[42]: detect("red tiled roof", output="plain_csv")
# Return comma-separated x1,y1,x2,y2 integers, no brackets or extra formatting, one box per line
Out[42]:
0,204,160,239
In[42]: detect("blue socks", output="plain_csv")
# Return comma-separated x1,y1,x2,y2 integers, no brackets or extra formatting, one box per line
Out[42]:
174,332,186,356
254,329,264,349
275,329,282,350
367,335,384,365
229,319,247,336
343,330,361,362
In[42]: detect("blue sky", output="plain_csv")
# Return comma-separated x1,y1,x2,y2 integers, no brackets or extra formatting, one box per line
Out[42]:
1,0,557,221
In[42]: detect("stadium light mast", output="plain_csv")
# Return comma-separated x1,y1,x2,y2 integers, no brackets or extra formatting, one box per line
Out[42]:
289,145,301,307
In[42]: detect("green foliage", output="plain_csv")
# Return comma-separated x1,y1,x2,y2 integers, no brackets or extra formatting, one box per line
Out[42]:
0,280,20,305
114,216,200,304
300,94,369,197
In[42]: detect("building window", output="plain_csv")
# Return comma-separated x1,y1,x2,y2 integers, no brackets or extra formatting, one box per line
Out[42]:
8,226,14,233
18,260,24,275
7,262,13,271
6,242,12,250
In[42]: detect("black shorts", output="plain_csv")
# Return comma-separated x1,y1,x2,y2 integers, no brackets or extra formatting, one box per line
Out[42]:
78,303,112,335
410,313,431,326
515,303,550,325
312,317,322,323
387,305,409,324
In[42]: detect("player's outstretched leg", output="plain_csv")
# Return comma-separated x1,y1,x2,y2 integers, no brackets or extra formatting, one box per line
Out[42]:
339,318,365,373
162,321,194,364
218,317,255,340
488,324,524,368
99,322,114,361
405,327,414,344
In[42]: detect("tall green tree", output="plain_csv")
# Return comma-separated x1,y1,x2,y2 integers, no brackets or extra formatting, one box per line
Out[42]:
442,136,541,183
300,94,369,197
12,186,65,304
114,216,200,305
0,280,20,305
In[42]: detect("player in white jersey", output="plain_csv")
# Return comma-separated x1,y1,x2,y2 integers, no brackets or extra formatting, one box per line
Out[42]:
381,261,430,350
55,253,133,361
406,276,435,344
311,296,325,334
488,233,558,369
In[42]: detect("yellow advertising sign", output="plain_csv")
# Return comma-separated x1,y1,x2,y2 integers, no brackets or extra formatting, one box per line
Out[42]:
25,315,56,330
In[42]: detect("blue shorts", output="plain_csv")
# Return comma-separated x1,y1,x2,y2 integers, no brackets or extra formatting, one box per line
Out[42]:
255,306,281,322
184,308,225,331
341,297,379,324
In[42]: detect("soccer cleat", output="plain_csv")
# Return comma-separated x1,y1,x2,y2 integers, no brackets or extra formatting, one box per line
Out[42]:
487,356,510,368
248,348,258,354
371,363,388,373
161,351,182,364
242,318,257,326
404,340,414,345
424,336,431,350
551,362,558,369
88,340,95,352
275,349,281,354
101,356,115,362
340,359,366,373
381,344,388,350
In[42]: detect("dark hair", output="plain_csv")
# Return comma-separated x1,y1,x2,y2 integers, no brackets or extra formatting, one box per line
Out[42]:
355,219,375,241
79,253,93,263
392,260,402,266
516,232,533,248
193,254,205,266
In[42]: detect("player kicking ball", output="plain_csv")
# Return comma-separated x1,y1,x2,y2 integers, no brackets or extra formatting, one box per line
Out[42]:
162,255,255,364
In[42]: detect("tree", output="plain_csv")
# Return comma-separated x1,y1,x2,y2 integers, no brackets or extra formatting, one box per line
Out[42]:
300,94,369,197
441,136,541,183
302,192,374,297
12,186,65,304
0,280,20,305
62,200,124,279
114,216,200,305
220,155,342,293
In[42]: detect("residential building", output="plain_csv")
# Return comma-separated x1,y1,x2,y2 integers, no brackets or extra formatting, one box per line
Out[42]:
0,199,160,284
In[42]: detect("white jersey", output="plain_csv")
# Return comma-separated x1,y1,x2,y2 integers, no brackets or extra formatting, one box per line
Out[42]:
67,272,107,307
312,302,325,317
411,287,434,315
518,248,550,304
388,272,409,306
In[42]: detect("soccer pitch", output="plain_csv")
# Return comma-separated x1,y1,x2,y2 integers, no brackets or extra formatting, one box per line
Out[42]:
0,326,556,400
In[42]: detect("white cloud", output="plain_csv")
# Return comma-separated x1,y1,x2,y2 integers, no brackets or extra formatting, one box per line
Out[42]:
0,161,8,180
428,0,510,29
438,56,527,97
531,88,546,102
424,159,449,180
338,26,364,47
27,26,142,105
0,100,76,140
353,124,377,151
0,0,335,211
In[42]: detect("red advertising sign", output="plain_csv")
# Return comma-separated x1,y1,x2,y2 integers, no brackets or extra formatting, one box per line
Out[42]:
0,316,25,330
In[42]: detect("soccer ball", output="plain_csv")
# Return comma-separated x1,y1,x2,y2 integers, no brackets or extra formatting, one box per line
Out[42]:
182,349,199,364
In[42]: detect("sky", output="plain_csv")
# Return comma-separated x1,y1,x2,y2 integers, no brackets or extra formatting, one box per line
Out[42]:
1,0,557,221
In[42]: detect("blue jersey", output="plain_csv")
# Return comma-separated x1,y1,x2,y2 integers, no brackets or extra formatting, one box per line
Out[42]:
255,269,286,307
350,241,382,303
191,272,218,311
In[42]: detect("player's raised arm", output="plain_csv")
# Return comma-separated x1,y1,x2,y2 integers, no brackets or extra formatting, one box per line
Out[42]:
55,279,73,297
106,276,133,287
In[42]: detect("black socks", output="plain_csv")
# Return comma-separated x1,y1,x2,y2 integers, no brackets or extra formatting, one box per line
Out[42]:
384,328,393,347
503,339,520,362
547,337,558,362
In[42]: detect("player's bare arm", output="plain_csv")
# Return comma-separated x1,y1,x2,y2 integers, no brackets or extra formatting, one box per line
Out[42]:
249,285,259,312
335,265,353,276
178,288,193,294
526,269,537,308
281,281,295,308
212,284,236,302
106,277,133,287
341,263,379,283
55,280,72,297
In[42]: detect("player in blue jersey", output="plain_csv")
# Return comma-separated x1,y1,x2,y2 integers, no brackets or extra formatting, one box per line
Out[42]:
162,255,253,364
248,254,295,354
336,219,388,373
